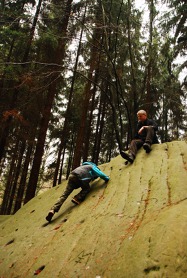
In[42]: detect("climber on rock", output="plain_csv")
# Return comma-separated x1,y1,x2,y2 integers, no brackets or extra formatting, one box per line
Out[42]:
46,162,110,222
120,110,159,164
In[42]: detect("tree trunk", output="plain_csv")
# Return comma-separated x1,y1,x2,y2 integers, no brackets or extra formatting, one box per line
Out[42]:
52,4,86,186
24,81,61,203
13,142,33,213
127,0,138,129
72,26,102,169
7,140,26,214
24,0,73,203
72,70,94,169
0,1,42,163
145,0,154,114
83,71,99,162
58,146,66,184
93,92,107,164
0,140,19,214
66,135,75,178
22,0,43,62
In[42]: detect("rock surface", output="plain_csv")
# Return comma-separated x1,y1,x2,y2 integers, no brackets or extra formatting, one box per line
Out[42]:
0,141,187,277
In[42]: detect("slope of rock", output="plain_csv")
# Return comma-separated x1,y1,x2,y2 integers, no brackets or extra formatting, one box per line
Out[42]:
0,141,187,277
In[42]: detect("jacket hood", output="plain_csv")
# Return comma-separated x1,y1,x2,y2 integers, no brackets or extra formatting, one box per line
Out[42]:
82,162,97,167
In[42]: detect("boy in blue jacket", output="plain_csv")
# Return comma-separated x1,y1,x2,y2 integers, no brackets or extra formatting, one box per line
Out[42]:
46,162,109,222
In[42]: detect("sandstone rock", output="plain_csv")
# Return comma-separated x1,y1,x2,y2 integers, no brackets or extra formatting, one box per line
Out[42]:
0,141,186,277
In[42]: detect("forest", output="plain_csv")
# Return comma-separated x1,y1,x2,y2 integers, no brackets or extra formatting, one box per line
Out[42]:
0,0,186,215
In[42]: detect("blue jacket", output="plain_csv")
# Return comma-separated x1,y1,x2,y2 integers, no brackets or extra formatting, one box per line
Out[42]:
71,162,109,184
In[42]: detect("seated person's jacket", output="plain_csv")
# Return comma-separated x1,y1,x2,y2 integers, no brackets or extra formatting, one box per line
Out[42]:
134,118,159,144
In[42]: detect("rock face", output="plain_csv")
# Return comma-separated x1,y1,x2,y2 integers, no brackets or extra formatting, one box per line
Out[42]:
0,141,187,278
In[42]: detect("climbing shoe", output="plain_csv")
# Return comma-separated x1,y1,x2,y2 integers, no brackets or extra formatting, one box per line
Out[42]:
46,210,54,222
120,151,134,163
143,143,151,153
